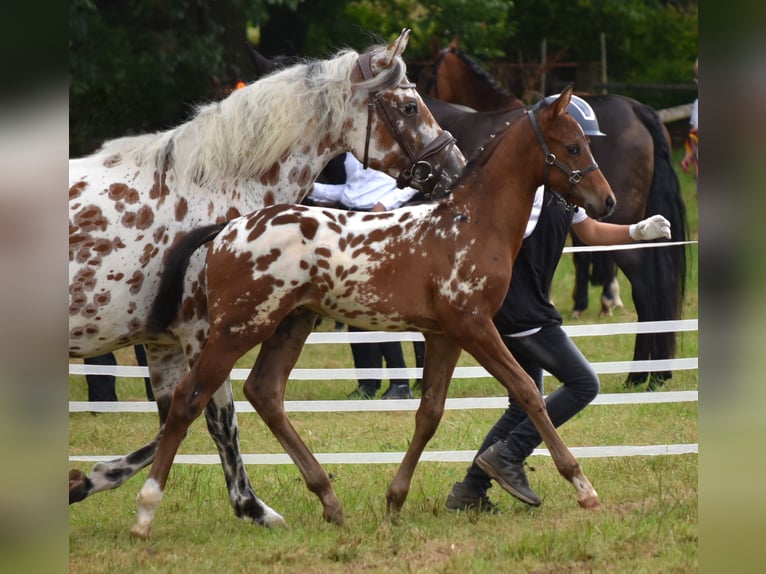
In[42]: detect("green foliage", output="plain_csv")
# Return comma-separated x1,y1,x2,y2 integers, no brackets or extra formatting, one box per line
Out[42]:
341,0,514,60
69,0,267,156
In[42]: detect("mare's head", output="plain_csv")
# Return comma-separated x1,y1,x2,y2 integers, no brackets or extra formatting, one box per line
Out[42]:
344,29,465,199
244,30,465,199
528,86,616,219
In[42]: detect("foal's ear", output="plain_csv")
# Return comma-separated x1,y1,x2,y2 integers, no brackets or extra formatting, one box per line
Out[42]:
382,28,411,66
551,84,574,118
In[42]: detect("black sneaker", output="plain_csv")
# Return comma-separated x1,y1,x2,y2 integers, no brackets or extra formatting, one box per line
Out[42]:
347,387,376,399
381,385,413,399
445,482,498,513
475,442,541,507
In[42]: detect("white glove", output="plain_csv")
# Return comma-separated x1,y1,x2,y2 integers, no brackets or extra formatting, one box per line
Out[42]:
629,214,671,241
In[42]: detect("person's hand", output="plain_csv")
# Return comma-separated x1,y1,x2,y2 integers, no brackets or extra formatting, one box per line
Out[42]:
680,153,693,174
629,214,671,241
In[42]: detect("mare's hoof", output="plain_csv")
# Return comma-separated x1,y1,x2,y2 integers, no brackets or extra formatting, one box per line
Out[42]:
578,495,600,510
260,513,288,528
69,469,89,504
130,522,152,539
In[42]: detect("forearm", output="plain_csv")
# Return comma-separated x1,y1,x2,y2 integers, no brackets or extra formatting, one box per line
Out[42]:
572,220,632,245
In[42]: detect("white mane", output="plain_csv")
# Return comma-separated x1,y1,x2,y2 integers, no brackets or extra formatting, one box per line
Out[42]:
94,46,407,187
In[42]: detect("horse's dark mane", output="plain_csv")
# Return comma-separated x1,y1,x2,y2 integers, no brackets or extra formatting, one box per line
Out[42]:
450,48,511,98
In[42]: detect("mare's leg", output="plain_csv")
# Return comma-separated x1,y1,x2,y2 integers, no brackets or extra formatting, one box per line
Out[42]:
203,376,286,526
244,310,345,525
453,319,599,509
386,334,461,517
131,336,254,538
68,341,188,504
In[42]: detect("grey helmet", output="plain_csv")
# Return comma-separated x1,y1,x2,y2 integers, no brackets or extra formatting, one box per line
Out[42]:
540,93,606,136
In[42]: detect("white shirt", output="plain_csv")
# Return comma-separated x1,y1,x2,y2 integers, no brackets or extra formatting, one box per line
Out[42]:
311,154,418,211
524,186,587,239
689,98,698,131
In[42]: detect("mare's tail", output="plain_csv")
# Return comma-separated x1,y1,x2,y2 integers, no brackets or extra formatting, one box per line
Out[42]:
146,223,227,333
631,102,689,362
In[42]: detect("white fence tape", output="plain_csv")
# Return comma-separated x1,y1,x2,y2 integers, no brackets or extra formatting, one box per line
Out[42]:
69,319,698,380
562,239,696,253
69,443,698,465
69,390,697,413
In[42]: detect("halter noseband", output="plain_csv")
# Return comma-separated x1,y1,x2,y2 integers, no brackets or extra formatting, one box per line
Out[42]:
525,106,600,210
357,52,457,199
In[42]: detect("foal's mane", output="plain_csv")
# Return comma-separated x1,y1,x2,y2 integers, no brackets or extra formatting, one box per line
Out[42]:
97,46,406,187
452,106,527,186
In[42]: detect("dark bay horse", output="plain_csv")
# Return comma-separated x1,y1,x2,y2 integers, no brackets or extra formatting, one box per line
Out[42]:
423,43,688,388
130,87,615,537
68,29,465,525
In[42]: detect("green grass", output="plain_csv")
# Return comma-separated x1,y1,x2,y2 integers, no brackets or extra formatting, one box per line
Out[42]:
68,149,698,572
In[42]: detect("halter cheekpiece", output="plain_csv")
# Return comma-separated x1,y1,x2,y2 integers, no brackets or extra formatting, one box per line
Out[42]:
525,105,600,210
356,52,456,200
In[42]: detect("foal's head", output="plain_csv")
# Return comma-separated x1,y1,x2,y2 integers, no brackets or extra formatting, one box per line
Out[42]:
531,86,616,220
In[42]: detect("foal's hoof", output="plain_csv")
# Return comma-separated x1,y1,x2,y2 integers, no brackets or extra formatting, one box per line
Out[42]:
323,508,345,525
578,494,600,510
69,469,89,504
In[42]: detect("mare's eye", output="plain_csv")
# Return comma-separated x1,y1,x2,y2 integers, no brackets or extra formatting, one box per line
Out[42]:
565,144,580,155
401,102,418,116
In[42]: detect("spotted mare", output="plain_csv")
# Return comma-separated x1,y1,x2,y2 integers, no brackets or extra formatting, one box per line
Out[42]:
68,29,466,526
131,87,615,537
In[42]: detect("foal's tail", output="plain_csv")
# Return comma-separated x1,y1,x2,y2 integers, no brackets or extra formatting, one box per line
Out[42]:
146,223,227,333
632,101,689,359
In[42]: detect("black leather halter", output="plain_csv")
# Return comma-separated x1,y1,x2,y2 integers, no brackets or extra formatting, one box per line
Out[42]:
525,106,600,210
357,52,456,198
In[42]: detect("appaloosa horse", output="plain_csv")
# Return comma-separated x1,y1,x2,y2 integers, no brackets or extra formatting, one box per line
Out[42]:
68,29,465,526
422,42,688,388
130,86,614,538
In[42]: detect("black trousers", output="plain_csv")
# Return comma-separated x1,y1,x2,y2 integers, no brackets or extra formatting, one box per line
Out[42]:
348,325,409,392
84,345,154,401
463,324,600,493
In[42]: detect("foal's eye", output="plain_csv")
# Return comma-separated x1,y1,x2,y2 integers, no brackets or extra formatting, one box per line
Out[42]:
401,102,418,116
565,144,580,155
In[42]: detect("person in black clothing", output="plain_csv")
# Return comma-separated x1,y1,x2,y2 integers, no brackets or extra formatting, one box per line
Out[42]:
84,345,154,401
445,95,672,512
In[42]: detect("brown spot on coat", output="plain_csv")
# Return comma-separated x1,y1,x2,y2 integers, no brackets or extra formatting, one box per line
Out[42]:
255,248,281,271
260,164,281,186
175,197,188,221
127,270,145,294
103,153,122,167
73,205,108,233
136,205,155,230
69,181,87,200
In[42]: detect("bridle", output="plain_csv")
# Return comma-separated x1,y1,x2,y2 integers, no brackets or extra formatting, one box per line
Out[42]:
525,105,600,210
357,52,457,199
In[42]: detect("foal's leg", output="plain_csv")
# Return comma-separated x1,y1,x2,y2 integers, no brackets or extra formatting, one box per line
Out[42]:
68,341,188,504
455,320,599,509
386,334,462,518
131,338,252,538
244,310,345,525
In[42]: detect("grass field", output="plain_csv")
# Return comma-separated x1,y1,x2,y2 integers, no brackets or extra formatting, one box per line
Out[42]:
68,150,698,572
